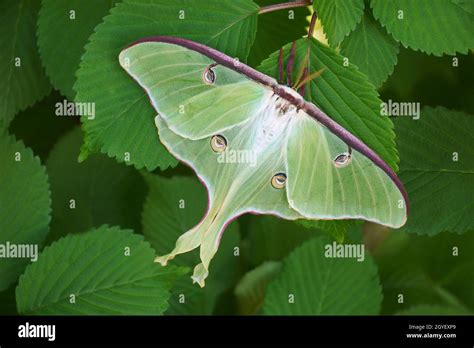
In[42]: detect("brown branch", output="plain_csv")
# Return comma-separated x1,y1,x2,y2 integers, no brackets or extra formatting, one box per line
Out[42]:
258,0,312,15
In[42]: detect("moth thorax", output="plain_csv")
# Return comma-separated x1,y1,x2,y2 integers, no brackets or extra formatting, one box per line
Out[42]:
254,100,292,151
270,95,298,116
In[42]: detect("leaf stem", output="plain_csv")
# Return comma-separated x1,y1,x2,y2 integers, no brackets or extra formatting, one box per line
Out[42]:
258,0,312,15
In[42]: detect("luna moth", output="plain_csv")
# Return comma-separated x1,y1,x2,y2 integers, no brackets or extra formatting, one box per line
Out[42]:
118,36,408,287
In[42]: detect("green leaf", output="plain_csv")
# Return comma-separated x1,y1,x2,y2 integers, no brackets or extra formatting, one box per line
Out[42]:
380,48,474,115
37,0,119,99
46,127,146,242
371,0,474,56
0,285,18,315
313,0,365,46
245,216,318,267
247,0,310,67
0,129,51,291
375,231,474,314
234,261,281,315
296,219,359,243
74,0,260,171
142,174,240,315
16,225,186,315
340,11,399,87
263,237,382,315
345,222,364,244
8,91,76,160
395,304,472,315
0,0,51,127
395,107,474,235
452,0,474,14
258,38,399,170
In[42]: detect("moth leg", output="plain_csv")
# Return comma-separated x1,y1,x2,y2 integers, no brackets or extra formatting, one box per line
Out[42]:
297,67,308,96
278,47,284,84
297,12,317,96
286,41,297,86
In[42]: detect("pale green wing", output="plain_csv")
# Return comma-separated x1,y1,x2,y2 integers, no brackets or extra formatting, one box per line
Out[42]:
154,108,302,286
119,42,271,140
286,114,407,228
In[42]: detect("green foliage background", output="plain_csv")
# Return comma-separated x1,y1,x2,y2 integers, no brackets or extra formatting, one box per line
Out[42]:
0,0,473,315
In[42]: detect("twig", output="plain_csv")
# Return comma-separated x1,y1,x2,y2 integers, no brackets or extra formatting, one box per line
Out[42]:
258,0,312,15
